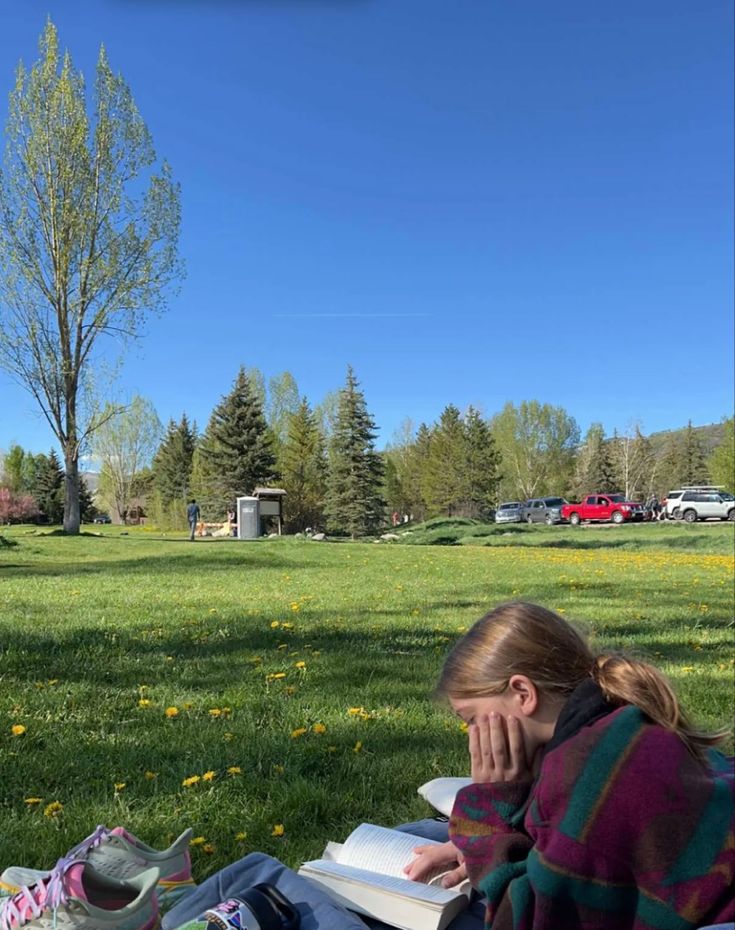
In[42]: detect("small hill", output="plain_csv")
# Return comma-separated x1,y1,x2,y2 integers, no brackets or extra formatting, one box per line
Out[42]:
648,422,726,456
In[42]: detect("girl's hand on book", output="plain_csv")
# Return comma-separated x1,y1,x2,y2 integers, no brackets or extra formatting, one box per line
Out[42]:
403,840,466,887
469,713,529,783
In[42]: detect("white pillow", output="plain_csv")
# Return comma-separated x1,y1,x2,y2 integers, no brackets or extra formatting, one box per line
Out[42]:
417,777,473,817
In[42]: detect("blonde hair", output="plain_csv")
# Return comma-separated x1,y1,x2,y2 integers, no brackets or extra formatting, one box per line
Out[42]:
436,601,727,765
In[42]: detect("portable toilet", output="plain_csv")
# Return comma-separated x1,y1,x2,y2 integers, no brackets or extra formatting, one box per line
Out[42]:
236,496,259,539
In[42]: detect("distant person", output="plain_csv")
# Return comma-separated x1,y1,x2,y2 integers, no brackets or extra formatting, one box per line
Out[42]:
187,499,200,541
392,511,400,527
647,495,660,521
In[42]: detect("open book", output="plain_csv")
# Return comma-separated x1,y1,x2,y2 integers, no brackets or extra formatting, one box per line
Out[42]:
298,823,470,930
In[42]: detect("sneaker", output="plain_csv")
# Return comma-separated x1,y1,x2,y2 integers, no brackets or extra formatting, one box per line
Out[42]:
0,827,195,907
0,859,159,930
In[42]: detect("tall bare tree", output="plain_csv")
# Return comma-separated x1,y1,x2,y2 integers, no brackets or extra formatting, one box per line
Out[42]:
0,21,181,533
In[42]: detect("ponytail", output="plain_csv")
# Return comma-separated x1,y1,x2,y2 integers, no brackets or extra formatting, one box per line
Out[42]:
591,654,728,764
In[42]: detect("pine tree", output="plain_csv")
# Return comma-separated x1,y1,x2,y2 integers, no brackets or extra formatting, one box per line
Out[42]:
421,406,467,517
197,368,277,517
153,414,197,504
324,367,385,538
574,424,616,498
708,418,734,493
463,406,500,517
33,450,65,524
280,398,327,532
680,420,709,486
79,476,97,523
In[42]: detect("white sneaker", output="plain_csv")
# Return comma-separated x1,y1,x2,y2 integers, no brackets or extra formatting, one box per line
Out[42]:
0,860,159,930
1,827,195,907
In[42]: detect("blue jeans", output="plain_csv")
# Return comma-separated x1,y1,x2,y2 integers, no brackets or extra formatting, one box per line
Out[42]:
161,819,485,930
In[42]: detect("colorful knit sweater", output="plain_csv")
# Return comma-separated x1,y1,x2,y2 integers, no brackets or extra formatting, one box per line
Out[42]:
449,684,734,930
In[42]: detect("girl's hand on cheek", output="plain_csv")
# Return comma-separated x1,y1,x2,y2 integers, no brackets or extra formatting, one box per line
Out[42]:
469,713,530,783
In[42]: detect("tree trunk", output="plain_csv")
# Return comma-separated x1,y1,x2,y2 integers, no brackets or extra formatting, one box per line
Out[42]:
63,450,80,534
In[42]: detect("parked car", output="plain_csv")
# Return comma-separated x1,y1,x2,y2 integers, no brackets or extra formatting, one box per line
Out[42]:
495,502,524,524
522,497,568,525
663,487,731,520
670,489,735,523
561,494,646,525
93,514,112,524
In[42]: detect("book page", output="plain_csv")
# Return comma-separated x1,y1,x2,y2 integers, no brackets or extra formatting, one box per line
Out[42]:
301,859,460,906
336,824,442,881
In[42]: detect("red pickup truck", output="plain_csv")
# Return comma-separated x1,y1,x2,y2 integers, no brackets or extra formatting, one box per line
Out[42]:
561,494,646,525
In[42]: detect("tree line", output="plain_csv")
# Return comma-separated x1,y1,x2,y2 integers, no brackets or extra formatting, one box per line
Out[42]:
2,364,732,531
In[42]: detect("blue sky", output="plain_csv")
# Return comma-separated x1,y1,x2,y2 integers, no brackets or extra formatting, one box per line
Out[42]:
0,0,733,457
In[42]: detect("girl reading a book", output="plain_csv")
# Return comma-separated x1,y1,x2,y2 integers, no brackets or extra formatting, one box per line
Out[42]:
405,601,734,930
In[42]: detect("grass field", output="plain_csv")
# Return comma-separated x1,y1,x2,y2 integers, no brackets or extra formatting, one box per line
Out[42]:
1,521,733,881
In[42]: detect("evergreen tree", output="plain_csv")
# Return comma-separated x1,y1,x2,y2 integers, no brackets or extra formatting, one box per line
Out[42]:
680,420,709,486
153,414,197,504
324,367,384,537
463,406,500,517
79,476,97,523
197,368,277,517
421,405,467,517
33,450,65,523
280,397,327,532
708,418,734,493
574,424,616,498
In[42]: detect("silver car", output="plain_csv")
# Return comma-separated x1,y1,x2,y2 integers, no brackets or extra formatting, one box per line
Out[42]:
495,501,524,524
522,497,567,525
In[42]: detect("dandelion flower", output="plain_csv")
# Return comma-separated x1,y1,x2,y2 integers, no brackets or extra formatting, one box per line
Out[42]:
202,770,216,782
11,724,26,736
144,771,157,781
223,732,234,742
209,708,222,717
44,801,63,818
459,721,469,734
189,836,206,847
165,706,179,718
272,764,285,775
294,661,306,670
312,723,327,735
235,831,247,842
270,621,280,629
114,782,126,791
138,699,151,708
271,824,285,837
182,775,201,788
290,727,307,739
347,707,364,717
24,797,43,806
353,740,363,753
203,843,215,854
227,766,242,776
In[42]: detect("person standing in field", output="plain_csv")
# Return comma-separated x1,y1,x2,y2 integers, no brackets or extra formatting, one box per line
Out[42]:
187,499,200,541
406,601,734,930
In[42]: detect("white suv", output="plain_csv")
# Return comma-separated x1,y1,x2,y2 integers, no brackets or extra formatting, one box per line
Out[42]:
666,488,735,523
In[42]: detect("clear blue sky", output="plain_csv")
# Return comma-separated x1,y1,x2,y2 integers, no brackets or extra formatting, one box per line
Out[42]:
1,0,733,456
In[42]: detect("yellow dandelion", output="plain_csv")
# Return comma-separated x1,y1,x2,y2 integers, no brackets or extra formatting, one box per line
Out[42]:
271,824,285,837
234,831,247,842
47,679,59,686
203,843,215,854
202,770,216,782
290,727,307,739
189,836,206,847
182,775,201,787
285,686,297,695
459,721,469,734
353,740,363,753
138,699,151,708
294,661,306,670
272,764,285,775
223,732,234,742
267,672,287,681
44,801,63,818
144,771,157,781
312,723,327,735
227,766,242,776
209,708,222,717
11,724,26,736
24,797,43,806
270,621,280,629
347,707,364,717
165,706,179,718
114,782,126,791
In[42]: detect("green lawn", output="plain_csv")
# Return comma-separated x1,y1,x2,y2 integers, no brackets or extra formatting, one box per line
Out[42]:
1,523,732,879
